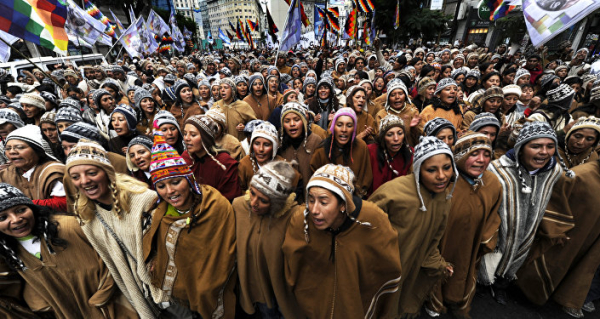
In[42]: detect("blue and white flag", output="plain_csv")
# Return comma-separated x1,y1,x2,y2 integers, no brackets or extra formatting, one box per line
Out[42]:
279,0,302,51
207,30,214,44
0,30,18,63
64,0,105,46
218,27,230,44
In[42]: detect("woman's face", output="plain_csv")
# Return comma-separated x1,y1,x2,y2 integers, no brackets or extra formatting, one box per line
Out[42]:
236,82,248,97
252,137,273,166
5,140,38,171
268,78,279,93
567,128,598,155
220,84,234,101
351,91,366,113
0,204,35,239
334,115,354,146
570,83,582,94
462,149,491,178
318,85,331,100
376,69,384,77
361,83,373,99
484,75,500,88
293,79,303,91
520,87,533,102
40,123,58,144
160,124,179,146
389,89,406,110
384,127,404,155
307,186,346,231
484,64,495,74
100,95,116,113
442,68,452,79
415,60,425,73
520,138,556,171
454,59,464,68
183,124,203,155
438,85,457,105
306,84,316,97
483,97,503,114
503,73,516,85
140,98,155,114
425,85,436,100
465,77,477,88
156,177,194,210
104,86,117,98
179,87,193,104
68,164,112,205
249,186,271,216
420,154,453,193
501,94,519,113
128,145,151,171
426,55,434,64
476,125,498,144
374,78,385,91
111,113,129,136
516,75,530,85
21,103,41,119
199,85,210,99
252,80,264,96
435,128,455,147
556,68,567,78
283,113,303,139
211,85,221,100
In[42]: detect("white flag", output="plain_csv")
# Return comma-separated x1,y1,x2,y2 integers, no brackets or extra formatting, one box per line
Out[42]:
0,30,18,63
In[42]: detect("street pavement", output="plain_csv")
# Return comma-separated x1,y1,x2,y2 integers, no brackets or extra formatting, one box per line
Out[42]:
416,285,600,319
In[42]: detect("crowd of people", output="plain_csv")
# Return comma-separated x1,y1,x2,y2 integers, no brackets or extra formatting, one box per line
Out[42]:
0,37,599,319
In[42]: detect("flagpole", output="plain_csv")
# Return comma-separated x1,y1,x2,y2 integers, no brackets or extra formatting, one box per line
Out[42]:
0,37,62,87
103,26,131,60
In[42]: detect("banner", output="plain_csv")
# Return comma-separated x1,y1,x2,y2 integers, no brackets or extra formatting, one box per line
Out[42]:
523,0,600,47
314,4,325,40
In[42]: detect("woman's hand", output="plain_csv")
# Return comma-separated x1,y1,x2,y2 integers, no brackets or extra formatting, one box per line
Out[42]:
236,123,245,132
410,115,421,128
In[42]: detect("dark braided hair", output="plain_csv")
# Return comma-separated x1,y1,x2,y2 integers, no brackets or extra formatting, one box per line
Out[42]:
0,205,68,270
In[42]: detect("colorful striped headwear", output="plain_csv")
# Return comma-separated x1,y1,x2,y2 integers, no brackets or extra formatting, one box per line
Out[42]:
149,130,201,196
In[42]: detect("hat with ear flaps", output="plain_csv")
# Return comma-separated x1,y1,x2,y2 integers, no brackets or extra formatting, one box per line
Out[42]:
184,115,227,171
125,135,153,172
412,136,458,211
303,164,372,243
149,129,201,199
280,102,310,153
249,160,297,217
514,121,575,193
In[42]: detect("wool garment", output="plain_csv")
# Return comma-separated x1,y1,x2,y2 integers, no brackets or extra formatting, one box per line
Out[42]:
0,259,43,318
279,133,322,184
367,143,413,196
181,150,241,202
517,161,600,309
421,104,464,134
366,100,384,119
81,188,168,318
310,138,373,198
478,154,563,285
243,94,278,121
461,111,506,132
17,215,137,319
353,110,378,144
310,123,328,141
375,104,423,147
558,147,598,169
369,174,452,317
169,101,204,129
0,161,64,204
282,198,402,318
238,155,300,193
143,185,236,319
233,195,303,318
217,133,246,161
211,99,257,141
427,172,502,317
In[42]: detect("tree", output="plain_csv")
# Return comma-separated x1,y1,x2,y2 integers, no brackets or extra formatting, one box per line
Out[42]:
372,0,452,43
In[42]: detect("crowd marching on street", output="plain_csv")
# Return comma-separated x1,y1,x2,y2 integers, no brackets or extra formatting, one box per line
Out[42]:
2,7,600,316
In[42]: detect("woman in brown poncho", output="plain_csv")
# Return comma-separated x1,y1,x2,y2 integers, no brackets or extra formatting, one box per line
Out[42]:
426,132,502,319
243,74,278,121
557,116,600,168
283,164,402,318
168,80,204,129
212,78,257,141
234,161,303,318
369,136,457,318
345,85,377,144
310,107,373,198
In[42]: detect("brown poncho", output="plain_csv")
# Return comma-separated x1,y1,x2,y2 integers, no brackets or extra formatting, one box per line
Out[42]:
233,194,303,318
169,101,204,129
143,185,237,319
375,104,423,147
427,172,502,317
369,174,452,318
211,99,257,141
517,161,600,309
243,94,278,121
282,199,402,318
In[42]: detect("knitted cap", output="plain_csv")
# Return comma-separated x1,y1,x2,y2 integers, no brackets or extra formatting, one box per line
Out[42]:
19,93,45,110
55,107,82,124
173,80,191,100
329,107,357,142
565,116,600,147
109,104,137,131
133,89,153,110
65,140,116,186
149,130,201,195
0,183,34,214
154,110,181,132
205,109,226,133
282,88,298,104
39,111,56,126
306,164,356,214
6,125,58,161
92,89,111,108
40,92,57,106
250,160,296,214
412,136,458,211
251,122,280,160
466,69,481,80
0,109,24,128
546,84,575,110
502,84,522,97
378,114,405,140
417,77,437,95
469,112,501,132
60,122,101,143
424,117,457,142
125,135,153,172
479,86,504,107
513,68,530,84
59,98,81,110
434,78,458,95
186,114,219,140
453,131,492,169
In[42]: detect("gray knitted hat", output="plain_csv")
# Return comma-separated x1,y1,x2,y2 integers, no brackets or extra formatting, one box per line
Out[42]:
0,183,34,214
0,109,24,128
126,135,153,172
134,89,154,110
424,117,457,143
434,78,458,95
55,107,82,124
249,160,296,216
154,110,181,132
546,84,575,110
60,122,101,143
513,68,530,84
59,98,81,110
412,136,458,211
469,112,501,132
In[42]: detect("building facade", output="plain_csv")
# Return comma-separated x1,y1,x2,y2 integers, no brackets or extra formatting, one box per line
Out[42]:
207,0,264,47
